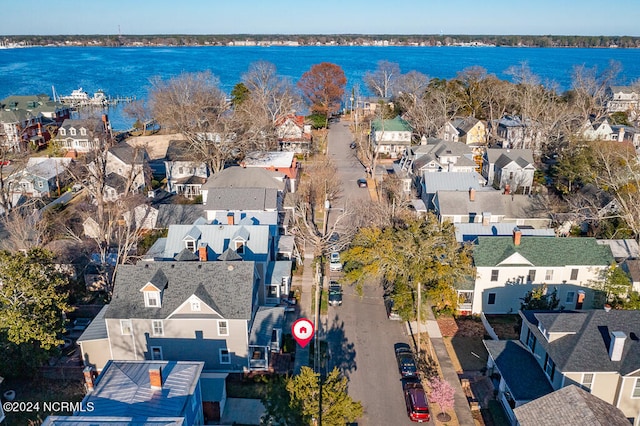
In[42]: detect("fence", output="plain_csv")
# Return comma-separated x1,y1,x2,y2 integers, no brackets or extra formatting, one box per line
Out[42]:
480,312,499,340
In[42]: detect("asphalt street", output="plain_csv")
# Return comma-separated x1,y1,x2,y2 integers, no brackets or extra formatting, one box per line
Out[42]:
323,119,433,425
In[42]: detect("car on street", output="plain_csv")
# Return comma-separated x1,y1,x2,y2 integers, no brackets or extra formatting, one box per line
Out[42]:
395,343,418,378
350,141,356,149
357,178,368,188
328,281,343,306
329,251,342,271
403,380,430,422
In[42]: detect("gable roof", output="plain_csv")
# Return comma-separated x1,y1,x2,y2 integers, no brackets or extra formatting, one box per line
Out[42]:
473,236,614,267
109,143,147,165
436,191,549,220
371,116,412,132
243,151,294,168
513,385,630,426
164,140,194,161
106,262,256,320
521,309,640,375
423,172,484,194
454,223,556,243
205,187,278,211
483,340,554,401
485,148,534,165
452,116,482,134
155,204,205,228
249,306,285,347
201,166,285,192
22,157,72,180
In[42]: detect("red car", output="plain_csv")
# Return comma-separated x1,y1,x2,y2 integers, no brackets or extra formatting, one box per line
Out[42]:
404,381,430,422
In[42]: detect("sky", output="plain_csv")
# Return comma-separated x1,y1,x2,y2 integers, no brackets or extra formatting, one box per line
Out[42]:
2,0,639,36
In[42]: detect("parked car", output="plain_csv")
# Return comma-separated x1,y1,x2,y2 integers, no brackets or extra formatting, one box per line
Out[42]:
395,343,418,378
328,281,343,306
329,251,342,271
403,380,430,422
357,178,368,188
350,141,356,149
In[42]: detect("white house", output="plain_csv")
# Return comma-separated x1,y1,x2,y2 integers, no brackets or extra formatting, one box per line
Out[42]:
370,116,412,156
164,140,209,198
55,116,111,153
464,232,614,314
482,148,536,194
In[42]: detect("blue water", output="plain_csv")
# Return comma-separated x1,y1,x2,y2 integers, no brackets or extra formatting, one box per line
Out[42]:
1,46,639,130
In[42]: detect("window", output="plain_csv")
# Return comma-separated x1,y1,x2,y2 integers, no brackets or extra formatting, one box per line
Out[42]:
490,270,499,282
527,270,536,283
151,346,163,360
152,320,163,336
80,128,86,136
488,293,496,305
235,241,245,254
59,128,66,136
145,291,160,307
70,128,76,136
191,300,201,311
267,285,279,299
121,319,132,335
37,181,43,188
566,291,575,304
545,269,554,281
544,353,555,381
185,239,196,252
570,269,579,280
633,378,640,398
219,348,231,364
580,373,594,391
526,329,537,352
218,320,229,336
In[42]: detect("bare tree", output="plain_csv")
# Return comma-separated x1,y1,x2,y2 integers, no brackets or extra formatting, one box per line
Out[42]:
149,71,238,173
123,100,153,135
569,61,621,122
364,60,401,98
395,70,430,111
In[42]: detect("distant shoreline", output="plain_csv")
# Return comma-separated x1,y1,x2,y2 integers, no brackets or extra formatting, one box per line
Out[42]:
2,34,640,49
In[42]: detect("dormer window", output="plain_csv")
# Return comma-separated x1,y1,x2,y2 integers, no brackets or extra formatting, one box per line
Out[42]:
70,128,76,136
145,291,160,307
80,128,86,136
59,128,66,136
185,239,196,252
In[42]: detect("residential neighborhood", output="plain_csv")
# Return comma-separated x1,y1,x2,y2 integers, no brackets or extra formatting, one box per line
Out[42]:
1,60,640,426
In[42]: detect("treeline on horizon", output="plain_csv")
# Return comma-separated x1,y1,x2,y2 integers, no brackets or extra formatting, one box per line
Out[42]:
4,33,640,48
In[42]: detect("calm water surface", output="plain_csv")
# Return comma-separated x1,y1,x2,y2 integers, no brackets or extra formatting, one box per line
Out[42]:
1,46,639,129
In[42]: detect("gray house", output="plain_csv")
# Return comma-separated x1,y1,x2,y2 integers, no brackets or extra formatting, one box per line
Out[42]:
77,261,262,372
482,148,535,194
485,309,640,425
42,360,207,425
8,157,72,198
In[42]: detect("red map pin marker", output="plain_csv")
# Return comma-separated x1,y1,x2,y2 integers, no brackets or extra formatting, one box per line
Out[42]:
292,318,315,348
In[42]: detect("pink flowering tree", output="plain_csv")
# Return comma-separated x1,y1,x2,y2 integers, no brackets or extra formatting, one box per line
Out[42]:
429,376,455,417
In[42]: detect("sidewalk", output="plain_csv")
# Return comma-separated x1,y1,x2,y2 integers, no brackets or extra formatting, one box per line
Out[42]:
293,253,316,374
408,306,477,426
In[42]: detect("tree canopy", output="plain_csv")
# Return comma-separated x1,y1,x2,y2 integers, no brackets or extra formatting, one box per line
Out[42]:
342,214,473,317
297,62,346,123
0,248,71,350
262,366,363,426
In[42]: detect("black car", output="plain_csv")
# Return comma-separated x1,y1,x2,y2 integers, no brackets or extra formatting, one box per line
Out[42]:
357,178,368,188
350,141,357,149
395,343,418,378
328,282,343,306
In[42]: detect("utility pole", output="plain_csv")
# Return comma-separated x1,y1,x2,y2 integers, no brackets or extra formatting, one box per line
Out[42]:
417,282,421,356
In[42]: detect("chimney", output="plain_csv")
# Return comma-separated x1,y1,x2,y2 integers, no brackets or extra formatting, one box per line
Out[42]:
198,242,208,262
513,227,522,246
227,212,235,225
469,188,476,202
83,366,96,393
609,331,627,362
482,212,491,226
149,367,163,390
504,184,511,195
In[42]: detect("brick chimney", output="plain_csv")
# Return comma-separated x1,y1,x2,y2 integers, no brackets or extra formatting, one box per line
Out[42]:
482,212,491,226
227,212,234,225
198,242,208,262
149,367,163,390
83,366,96,393
513,227,522,246
609,331,627,362
469,188,476,202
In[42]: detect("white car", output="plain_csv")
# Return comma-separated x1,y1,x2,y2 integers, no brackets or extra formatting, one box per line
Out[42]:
329,252,342,271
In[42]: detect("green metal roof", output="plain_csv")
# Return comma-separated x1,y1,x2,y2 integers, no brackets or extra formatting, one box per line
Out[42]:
473,236,614,267
371,116,412,132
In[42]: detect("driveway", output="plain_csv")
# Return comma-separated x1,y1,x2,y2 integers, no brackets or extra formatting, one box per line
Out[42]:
322,119,432,425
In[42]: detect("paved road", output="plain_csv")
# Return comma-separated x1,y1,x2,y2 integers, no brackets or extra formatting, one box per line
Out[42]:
323,119,432,426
